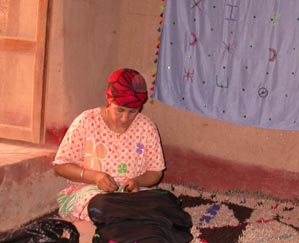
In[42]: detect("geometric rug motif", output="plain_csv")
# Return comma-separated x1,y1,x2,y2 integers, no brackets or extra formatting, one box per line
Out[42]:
159,183,299,243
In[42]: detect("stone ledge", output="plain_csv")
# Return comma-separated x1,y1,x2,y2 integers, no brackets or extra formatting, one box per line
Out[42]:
0,141,66,232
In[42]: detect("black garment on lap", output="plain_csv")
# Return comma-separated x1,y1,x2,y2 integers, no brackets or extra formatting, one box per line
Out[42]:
88,189,193,243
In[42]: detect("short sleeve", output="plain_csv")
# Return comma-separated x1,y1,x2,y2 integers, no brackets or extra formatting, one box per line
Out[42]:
144,121,166,171
52,113,86,166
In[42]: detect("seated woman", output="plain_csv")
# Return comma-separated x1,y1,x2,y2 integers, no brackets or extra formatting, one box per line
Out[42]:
52,68,192,243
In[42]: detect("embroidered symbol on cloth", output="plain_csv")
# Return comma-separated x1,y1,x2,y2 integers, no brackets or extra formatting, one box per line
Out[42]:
183,68,194,82
117,163,127,174
136,142,144,155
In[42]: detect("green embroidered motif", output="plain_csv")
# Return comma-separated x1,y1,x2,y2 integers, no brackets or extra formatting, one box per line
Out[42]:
117,163,127,173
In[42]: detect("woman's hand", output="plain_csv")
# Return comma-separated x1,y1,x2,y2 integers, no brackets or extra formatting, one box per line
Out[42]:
124,178,140,192
94,172,118,192
123,171,163,193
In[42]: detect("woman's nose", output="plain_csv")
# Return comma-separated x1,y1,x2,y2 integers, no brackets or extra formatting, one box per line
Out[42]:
120,112,129,122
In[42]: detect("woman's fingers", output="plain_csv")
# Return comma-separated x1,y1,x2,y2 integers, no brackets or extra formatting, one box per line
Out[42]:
96,173,118,192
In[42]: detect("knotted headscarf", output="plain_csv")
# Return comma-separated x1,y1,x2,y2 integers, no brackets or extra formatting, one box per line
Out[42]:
105,68,148,108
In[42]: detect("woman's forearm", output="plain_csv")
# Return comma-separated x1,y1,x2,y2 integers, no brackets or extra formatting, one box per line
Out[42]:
54,163,119,192
135,170,163,187
54,164,163,189
54,163,97,184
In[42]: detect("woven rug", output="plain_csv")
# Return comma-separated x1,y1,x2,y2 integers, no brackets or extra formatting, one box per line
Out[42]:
158,183,299,243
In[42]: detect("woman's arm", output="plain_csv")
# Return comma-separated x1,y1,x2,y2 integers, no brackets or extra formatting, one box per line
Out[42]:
54,163,118,192
124,170,163,192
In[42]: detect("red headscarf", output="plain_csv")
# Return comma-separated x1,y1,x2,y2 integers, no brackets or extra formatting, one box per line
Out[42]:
105,68,148,108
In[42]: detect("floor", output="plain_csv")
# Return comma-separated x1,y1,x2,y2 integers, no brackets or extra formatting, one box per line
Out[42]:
1,140,299,242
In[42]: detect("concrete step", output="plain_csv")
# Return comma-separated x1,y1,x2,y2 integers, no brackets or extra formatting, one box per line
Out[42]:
0,140,95,242
0,140,63,232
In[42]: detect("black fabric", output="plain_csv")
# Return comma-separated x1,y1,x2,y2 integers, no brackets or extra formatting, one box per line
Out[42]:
88,189,193,243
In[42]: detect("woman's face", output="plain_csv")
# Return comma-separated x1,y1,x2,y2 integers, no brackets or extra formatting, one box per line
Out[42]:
107,103,139,130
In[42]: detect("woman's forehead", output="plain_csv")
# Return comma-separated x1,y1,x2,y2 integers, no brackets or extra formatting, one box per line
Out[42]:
111,103,138,112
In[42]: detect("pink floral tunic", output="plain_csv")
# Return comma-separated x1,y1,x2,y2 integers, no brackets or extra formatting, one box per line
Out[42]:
52,108,165,221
